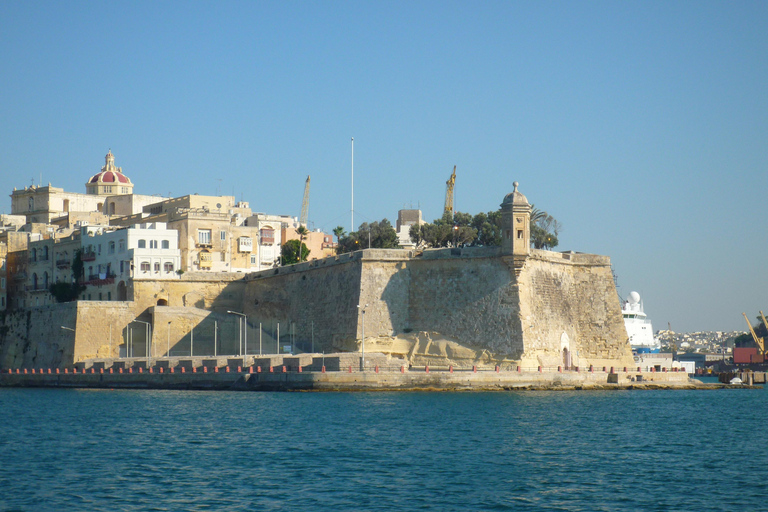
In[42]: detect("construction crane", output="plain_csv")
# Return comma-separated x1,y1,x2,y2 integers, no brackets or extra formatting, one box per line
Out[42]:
300,175,310,227
742,312,765,355
444,165,456,218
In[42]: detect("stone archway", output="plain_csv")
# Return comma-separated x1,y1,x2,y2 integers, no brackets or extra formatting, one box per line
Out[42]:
560,332,572,370
117,281,127,301
157,298,168,306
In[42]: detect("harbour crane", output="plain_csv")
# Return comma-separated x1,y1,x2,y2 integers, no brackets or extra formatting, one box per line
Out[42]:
444,165,456,218
742,312,765,355
300,175,310,227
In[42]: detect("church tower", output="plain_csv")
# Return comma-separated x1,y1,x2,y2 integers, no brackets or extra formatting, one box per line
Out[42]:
501,182,531,274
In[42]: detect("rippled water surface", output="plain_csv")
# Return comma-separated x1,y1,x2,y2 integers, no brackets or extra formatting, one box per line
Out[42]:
0,387,765,511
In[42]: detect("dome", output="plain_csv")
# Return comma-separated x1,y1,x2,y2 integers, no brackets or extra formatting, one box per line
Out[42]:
502,181,528,206
88,170,131,184
627,291,641,304
85,150,134,195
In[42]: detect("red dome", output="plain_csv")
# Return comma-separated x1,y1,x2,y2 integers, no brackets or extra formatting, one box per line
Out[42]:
89,170,130,184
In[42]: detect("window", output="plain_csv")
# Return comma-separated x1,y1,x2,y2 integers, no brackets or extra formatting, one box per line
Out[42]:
119,240,125,252
250,255,256,265
162,240,170,249
108,241,115,254
98,244,102,255
154,262,160,272
198,229,212,245
43,272,49,288
30,248,36,262
517,230,523,239
220,230,227,241
138,240,146,249
120,261,124,273
164,262,174,272
260,228,275,244
140,262,150,272
1,277,5,288
150,240,158,249
107,292,111,300
43,246,49,260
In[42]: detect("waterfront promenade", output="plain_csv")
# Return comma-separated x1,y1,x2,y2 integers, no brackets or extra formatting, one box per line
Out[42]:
0,353,708,390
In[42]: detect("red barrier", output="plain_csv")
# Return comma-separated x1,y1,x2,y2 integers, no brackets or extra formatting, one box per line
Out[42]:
170,367,174,373
281,366,286,373
538,366,542,373
257,366,262,373
148,368,153,374
56,368,60,374
238,366,242,373
128,368,133,374
249,366,254,374
517,366,521,372
31,369,35,374
109,368,113,374
322,366,326,373
269,366,274,373
215,366,219,373
400,366,405,373
473,366,477,373
226,366,230,373
298,366,303,373
100,368,104,374
64,368,68,374
589,365,594,373
496,366,500,373
449,366,453,373
610,367,614,374
558,366,562,373
425,365,429,373
159,367,163,373
181,367,186,373
118,368,122,374
192,367,197,373
348,366,352,373
203,366,208,373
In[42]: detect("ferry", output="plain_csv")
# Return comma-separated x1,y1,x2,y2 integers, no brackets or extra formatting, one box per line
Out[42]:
622,291,660,354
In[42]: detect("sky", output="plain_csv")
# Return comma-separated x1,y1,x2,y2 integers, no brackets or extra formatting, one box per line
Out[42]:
1,1,766,333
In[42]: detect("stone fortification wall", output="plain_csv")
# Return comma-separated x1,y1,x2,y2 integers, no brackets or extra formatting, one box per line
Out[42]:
0,304,78,368
131,277,245,313
517,250,634,368
243,256,363,353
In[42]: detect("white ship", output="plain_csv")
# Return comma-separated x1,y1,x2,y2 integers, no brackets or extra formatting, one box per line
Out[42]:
622,291,660,354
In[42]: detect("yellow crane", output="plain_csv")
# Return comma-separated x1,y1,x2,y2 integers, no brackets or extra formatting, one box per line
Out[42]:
444,166,456,218
300,175,310,227
742,312,765,355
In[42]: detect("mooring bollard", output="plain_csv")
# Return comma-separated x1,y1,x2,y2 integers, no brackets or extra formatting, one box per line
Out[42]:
56,368,60,374
215,366,219,373
496,366,500,373
449,365,453,373
100,368,104,374
281,366,286,373
298,366,303,373
225,366,229,373
257,366,262,373
181,367,185,373
269,366,274,373
322,366,326,373
400,365,405,373
170,367,174,373
473,366,477,373
159,367,163,374
425,365,429,373
249,366,254,374
203,366,208,373
118,368,122,374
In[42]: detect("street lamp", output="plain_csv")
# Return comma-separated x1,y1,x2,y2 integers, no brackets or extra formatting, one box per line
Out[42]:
228,311,246,360
357,303,369,371
167,321,171,358
453,225,458,247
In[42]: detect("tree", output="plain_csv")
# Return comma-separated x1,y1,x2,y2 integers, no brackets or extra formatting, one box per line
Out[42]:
530,205,561,250
281,239,309,265
49,250,85,302
296,225,309,262
337,219,399,254
333,226,346,247
409,211,478,248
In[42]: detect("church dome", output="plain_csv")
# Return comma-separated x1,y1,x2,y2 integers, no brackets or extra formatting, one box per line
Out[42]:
85,150,134,195
502,182,528,206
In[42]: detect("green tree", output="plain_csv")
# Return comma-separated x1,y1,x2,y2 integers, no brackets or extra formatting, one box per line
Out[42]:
296,225,309,262
409,211,477,248
337,219,399,254
281,239,309,265
333,226,346,247
530,205,561,250
49,250,85,302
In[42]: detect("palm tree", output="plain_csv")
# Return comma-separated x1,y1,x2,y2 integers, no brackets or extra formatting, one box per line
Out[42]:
296,225,309,262
333,226,345,248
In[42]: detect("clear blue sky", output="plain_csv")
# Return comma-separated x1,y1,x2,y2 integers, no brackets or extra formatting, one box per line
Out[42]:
1,1,766,332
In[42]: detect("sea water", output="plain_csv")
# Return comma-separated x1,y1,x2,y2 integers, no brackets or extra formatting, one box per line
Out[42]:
0,387,765,511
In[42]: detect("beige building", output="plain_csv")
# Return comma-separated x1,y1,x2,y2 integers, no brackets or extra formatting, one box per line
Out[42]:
282,226,336,261
10,151,165,224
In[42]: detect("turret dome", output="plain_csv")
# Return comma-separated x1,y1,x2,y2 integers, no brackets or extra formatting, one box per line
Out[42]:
502,182,528,206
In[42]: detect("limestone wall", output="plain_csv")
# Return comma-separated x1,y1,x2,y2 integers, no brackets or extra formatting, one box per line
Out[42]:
517,250,634,368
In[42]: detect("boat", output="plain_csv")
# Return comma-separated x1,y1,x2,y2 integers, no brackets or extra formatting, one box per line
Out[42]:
622,291,661,354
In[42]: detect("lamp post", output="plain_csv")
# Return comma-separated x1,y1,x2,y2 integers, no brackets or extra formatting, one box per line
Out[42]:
167,321,171,358
453,225,458,247
357,304,369,371
228,311,246,360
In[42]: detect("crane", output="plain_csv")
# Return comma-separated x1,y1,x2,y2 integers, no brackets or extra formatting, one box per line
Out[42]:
742,312,765,355
300,175,310,227
444,165,456,218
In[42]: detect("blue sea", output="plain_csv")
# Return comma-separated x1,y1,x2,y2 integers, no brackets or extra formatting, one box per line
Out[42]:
0,384,765,511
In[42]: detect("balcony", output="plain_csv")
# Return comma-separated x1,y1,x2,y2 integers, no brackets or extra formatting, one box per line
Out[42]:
81,251,96,262
56,259,71,268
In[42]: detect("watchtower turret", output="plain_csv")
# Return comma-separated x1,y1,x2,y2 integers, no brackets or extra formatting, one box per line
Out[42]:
501,181,531,275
